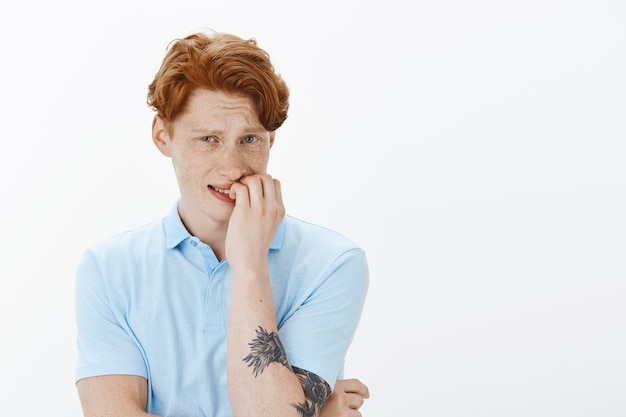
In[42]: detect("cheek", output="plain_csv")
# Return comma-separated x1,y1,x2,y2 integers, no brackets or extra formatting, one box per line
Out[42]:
245,148,271,171
171,152,212,184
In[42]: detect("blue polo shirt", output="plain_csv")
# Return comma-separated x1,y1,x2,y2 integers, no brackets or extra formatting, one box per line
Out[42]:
75,202,368,417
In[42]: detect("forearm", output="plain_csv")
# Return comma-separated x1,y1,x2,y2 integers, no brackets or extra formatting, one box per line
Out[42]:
225,175,330,416
76,375,161,417
226,264,307,417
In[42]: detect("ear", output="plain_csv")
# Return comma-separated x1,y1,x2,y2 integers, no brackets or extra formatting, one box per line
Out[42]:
269,131,276,148
152,115,172,157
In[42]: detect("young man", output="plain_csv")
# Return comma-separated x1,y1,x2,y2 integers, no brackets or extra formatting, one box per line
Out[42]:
74,31,369,417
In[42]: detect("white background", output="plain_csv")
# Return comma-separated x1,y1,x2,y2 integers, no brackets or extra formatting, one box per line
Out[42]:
1,1,625,415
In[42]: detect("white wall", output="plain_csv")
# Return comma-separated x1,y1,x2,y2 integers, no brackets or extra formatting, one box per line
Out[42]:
1,1,624,415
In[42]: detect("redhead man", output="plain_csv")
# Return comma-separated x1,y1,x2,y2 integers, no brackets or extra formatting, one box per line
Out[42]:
75,30,369,417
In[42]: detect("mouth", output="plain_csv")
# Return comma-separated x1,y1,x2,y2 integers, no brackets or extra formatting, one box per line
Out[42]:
207,184,235,204
208,184,230,195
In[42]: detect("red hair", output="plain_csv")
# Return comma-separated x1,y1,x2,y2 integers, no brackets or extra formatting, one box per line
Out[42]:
147,31,289,132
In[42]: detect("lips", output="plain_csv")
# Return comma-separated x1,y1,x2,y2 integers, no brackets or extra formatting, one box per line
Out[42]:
208,184,230,195
207,184,235,204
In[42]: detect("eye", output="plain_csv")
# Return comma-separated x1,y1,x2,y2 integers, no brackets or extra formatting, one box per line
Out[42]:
242,135,258,144
200,136,216,142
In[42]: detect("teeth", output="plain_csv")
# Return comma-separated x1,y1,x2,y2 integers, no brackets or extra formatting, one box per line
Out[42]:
210,185,230,195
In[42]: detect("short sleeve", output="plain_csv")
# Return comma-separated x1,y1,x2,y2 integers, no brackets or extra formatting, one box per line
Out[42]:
74,249,147,382
279,247,369,389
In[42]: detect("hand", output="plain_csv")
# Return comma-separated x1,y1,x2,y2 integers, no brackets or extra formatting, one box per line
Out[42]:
225,174,285,271
320,378,370,417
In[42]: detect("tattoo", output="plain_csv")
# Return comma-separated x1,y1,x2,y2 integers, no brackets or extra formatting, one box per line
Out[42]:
242,328,331,416
243,326,291,377
292,366,332,417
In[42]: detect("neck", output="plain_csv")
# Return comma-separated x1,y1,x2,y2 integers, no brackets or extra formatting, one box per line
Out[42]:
177,204,228,261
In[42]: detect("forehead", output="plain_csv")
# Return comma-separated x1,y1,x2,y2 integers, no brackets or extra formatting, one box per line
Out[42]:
179,88,260,126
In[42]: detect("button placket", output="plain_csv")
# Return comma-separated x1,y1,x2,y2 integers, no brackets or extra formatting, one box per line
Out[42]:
191,241,226,330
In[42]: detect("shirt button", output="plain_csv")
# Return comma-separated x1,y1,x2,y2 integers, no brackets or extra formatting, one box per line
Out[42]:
190,240,198,247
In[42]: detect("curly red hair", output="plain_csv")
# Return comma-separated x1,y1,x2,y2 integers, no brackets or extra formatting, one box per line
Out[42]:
147,31,289,132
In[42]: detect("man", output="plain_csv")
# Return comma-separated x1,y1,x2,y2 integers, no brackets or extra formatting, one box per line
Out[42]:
74,30,369,417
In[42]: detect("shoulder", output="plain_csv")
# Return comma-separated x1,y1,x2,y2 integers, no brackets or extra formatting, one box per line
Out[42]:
85,219,165,264
280,215,368,273
282,215,362,251
76,219,166,296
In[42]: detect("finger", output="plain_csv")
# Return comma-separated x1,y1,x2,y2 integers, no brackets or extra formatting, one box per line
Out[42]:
229,182,249,208
336,379,370,399
345,392,366,410
240,175,271,206
243,175,283,215
273,178,284,209
258,174,276,205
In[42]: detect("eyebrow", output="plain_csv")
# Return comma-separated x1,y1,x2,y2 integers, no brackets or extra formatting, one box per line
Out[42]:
189,126,267,136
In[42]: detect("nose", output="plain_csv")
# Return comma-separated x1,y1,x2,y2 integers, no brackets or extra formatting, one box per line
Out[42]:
218,144,248,180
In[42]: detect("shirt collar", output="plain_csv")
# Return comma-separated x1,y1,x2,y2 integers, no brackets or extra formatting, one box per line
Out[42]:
163,200,285,250
164,201,190,249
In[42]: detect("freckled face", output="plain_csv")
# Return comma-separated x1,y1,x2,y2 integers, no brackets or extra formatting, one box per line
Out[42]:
152,88,274,231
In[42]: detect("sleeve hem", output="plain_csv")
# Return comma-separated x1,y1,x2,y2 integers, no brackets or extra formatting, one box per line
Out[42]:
286,350,339,391
75,361,148,383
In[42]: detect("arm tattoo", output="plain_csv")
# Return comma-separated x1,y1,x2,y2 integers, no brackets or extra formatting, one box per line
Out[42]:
292,366,332,417
242,327,331,416
243,326,291,377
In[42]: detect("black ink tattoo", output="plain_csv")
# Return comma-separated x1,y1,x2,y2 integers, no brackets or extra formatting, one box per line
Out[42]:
292,366,332,417
242,328,331,416
243,326,291,377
